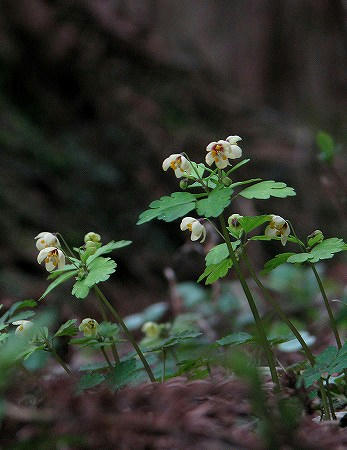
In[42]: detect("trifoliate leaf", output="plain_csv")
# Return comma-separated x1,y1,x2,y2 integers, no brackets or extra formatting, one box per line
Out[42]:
287,238,346,264
216,332,254,346
238,215,272,233
307,238,346,262
72,280,90,299
261,252,296,274
40,270,79,300
77,372,105,393
137,192,197,225
205,241,240,266
198,258,232,285
86,240,132,265
196,186,233,218
239,180,296,199
54,319,78,337
84,257,117,287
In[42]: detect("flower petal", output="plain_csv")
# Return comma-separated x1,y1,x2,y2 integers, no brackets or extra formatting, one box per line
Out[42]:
205,152,215,166
180,217,195,231
226,135,242,145
206,142,217,152
229,145,242,159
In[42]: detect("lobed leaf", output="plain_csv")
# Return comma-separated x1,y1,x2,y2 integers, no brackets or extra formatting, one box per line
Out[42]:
196,186,233,218
238,215,272,233
84,257,117,287
198,258,233,285
239,180,296,199
54,319,78,337
72,280,90,299
261,252,296,274
86,240,131,265
40,270,79,300
137,192,197,225
216,332,254,347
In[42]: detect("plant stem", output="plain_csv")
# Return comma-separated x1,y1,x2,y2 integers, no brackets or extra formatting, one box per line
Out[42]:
325,378,337,420
162,348,166,383
241,249,337,419
218,214,280,390
96,293,120,364
55,233,76,258
241,250,315,365
310,264,342,349
93,286,156,382
50,348,72,375
100,346,113,370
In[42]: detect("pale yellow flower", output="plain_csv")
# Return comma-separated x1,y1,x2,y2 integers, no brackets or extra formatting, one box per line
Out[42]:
180,217,206,243
265,215,290,246
35,232,60,251
162,154,191,178
79,318,99,337
37,247,65,272
13,320,34,335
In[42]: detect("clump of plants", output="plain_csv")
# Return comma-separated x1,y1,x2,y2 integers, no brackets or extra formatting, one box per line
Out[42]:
1,134,346,435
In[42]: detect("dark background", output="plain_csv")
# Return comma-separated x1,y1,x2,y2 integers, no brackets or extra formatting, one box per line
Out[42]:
0,0,346,316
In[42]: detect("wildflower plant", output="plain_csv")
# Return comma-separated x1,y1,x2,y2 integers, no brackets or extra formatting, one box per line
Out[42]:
138,134,347,415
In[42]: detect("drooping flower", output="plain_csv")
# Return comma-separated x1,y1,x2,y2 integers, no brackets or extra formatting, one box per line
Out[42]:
141,321,160,339
205,138,242,169
35,232,60,251
79,318,99,337
13,320,34,335
265,215,290,246
37,247,65,272
180,217,206,243
162,154,191,178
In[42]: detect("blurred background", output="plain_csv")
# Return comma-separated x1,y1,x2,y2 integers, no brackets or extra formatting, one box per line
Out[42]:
0,0,346,319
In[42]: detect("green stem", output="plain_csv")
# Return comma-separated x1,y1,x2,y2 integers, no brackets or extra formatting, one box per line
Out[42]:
320,380,332,420
93,286,155,382
162,348,166,383
241,249,337,419
241,250,315,365
111,340,120,364
325,378,337,420
55,233,76,258
218,214,280,390
100,346,113,370
50,348,72,375
310,264,342,349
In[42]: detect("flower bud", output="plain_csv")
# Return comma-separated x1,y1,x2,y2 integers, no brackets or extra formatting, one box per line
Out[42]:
179,179,189,190
307,230,324,248
84,232,101,244
222,176,232,187
79,318,99,337
141,321,160,339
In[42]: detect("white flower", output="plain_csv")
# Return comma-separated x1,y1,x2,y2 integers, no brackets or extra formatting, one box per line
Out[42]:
35,232,60,251
79,318,99,337
162,154,191,178
141,321,160,339
205,138,242,169
37,247,65,272
13,320,34,335
265,215,290,246
180,217,206,243
226,135,242,159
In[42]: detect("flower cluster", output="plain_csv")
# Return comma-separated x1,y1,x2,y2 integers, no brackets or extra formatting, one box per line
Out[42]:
35,232,65,272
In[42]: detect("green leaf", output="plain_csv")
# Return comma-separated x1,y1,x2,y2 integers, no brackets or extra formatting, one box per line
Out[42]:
145,330,202,352
47,264,80,280
137,192,197,225
86,240,132,265
307,238,346,262
239,180,296,199
238,215,272,233
216,332,254,346
196,186,233,218
287,253,311,264
261,253,296,274
0,300,37,324
79,362,110,372
249,235,304,245
85,257,117,287
106,359,137,390
98,322,120,339
316,131,335,163
287,238,346,265
77,373,105,393
39,270,78,300
54,319,78,337
9,310,36,323
205,241,240,266
71,280,90,299
198,258,232,285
